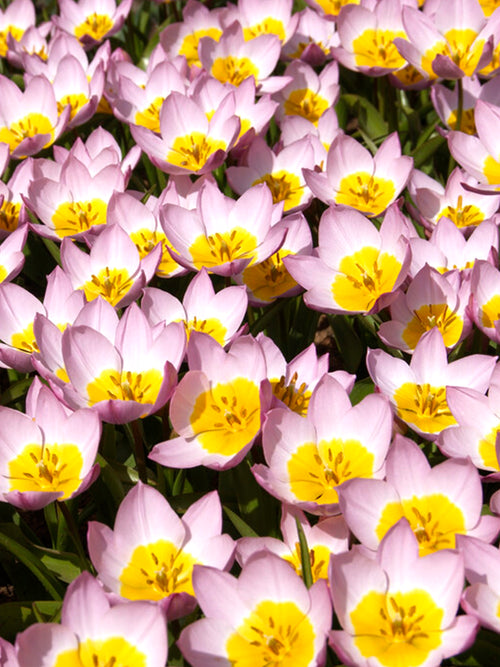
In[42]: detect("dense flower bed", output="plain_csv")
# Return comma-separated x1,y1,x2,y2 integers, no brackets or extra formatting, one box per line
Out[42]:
1,0,500,665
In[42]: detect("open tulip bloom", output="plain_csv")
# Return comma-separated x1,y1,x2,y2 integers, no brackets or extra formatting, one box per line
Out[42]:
15,572,168,667
337,435,500,556
252,374,392,515
60,301,185,423
303,132,413,217
150,332,270,470
367,327,497,438
88,483,234,619
285,204,410,315
178,551,332,667
0,378,100,510
329,519,478,667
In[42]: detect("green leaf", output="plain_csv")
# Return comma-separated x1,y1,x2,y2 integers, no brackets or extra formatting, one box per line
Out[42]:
295,518,312,589
222,505,259,538
411,135,446,169
0,601,62,642
34,546,83,584
0,377,32,406
329,315,364,374
350,377,375,405
0,529,65,600
341,94,388,142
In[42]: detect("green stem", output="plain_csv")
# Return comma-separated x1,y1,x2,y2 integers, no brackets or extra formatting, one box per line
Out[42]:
58,502,90,573
130,420,148,484
448,78,463,174
296,518,313,589
455,77,464,132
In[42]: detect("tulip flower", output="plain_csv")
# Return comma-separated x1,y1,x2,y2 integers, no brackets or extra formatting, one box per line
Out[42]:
253,375,392,515
378,265,471,352
0,378,100,510
367,327,496,438
394,0,496,80
438,362,500,473
159,180,285,276
60,302,185,423
142,267,248,348
408,166,500,232
88,483,234,618
131,90,240,176
333,0,408,76
338,435,500,556
458,534,500,633
304,132,413,217
178,551,332,667
53,0,133,46
329,519,478,667
237,504,349,583
60,224,160,308
150,333,269,470
285,204,410,315
0,75,69,159
159,0,224,68
16,572,168,667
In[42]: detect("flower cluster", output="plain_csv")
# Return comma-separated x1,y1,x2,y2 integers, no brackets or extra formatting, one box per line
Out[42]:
2,0,500,666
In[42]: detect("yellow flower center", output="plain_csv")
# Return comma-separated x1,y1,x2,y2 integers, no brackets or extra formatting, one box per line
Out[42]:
0,113,54,154
401,304,463,350
74,13,114,42
391,64,426,87
226,600,315,667
0,201,21,232
55,637,147,667
211,55,259,86
10,321,38,353
252,171,304,212
421,29,483,77
119,539,197,600
86,369,163,409
350,589,444,667
444,28,484,76
446,108,476,134
0,25,23,57
287,439,375,504
242,250,297,303
82,267,134,307
437,195,484,228
283,542,331,583
271,372,311,416
283,88,329,125
8,442,83,500
179,28,222,68
479,0,500,15
134,96,164,133
376,494,466,556
129,228,181,278
189,227,257,270
189,378,261,455
393,382,456,434
335,171,396,216
166,131,226,172
352,28,407,69
243,18,286,42
478,425,500,470
332,247,402,312
481,294,500,328
52,199,107,238
57,93,89,121
314,0,360,16
183,316,227,346
483,155,500,186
